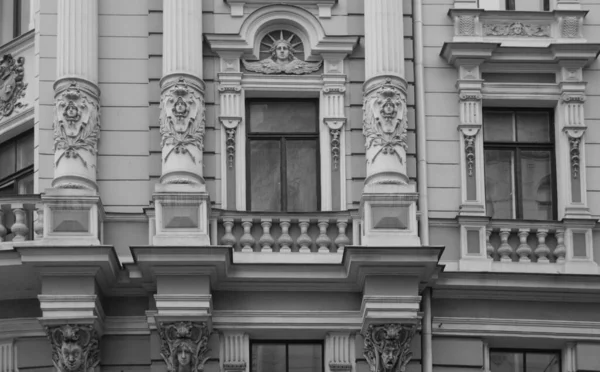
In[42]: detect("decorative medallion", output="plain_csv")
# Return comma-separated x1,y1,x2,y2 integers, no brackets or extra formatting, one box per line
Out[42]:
483,22,550,37
363,79,408,164
363,324,417,372
54,82,100,167
160,78,205,163
158,322,211,372
457,15,476,36
242,30,322,75
0,54,27,118
46,324,100,372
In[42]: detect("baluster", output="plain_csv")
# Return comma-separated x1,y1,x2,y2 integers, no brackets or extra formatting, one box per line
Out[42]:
258,218,274,252
534,229,550,263
316,220,331,253
239,219,255,252
0,209,6,242
554,229,566,263
11,204,29,242
485,227,494,259
297,219,312,253
221,218,236,248
334,220,351,253
277,219,293,253
34,204,44,240
516,228,532,262
497,228,513,262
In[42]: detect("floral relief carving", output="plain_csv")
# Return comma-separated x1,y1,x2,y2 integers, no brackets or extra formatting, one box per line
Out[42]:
46,325,100,372
242,30,322,75
331,128,341,170
457,15,476,36
363,79,408,165
363,324,417,372
463,132,477,177
226,127,236,169
483,22,550,37
0,54,27,118
53,82,100,167
158,322,211,372
160,78,205,163
565,129,585,180
562,16,580,38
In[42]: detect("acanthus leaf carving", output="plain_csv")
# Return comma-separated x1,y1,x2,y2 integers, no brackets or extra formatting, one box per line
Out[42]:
53,82,100,167
363,323,417,372
242,30,322,75
0,54,27,118
46,324,100,372
158,321,211,372
160,78,205,163
363,79,408,165
483,22,550,37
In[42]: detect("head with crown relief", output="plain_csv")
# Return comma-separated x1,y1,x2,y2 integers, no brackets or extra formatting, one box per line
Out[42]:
268,32,298,64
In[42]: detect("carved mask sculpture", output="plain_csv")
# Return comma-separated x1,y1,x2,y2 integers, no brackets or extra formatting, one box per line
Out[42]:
158,322,210,372
363,324,416,372
0,54,27,117
46,325,99,372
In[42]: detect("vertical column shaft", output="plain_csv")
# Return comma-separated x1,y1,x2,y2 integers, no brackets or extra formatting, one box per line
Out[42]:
163,0,203,78
364,0,405,80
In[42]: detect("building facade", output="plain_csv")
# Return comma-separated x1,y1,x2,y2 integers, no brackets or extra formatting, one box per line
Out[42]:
1,0,600,371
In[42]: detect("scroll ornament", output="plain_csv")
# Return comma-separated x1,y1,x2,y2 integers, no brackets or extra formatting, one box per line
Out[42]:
158,322,211,372
53,83,100,167
0,54,27,117
363,324,417,372
160,78,205,163
363,79,408,164
46,325,100,372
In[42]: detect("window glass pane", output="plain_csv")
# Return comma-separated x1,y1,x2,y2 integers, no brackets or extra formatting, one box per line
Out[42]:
249,101,318,133
289,344,322,372
17,173,33,194
250,140,281,211
0,141,16,180
521,151,553,220
526,353,560,372
286,140,318,212
516,112,551,143
484,111,514,142
252,344,286,372
490,352,523,372
17,132,34,170
19,0,31,35
485,150,515,219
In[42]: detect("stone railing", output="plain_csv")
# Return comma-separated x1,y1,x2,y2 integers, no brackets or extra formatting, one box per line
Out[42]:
486,222,564,263
210,210,359,253
0,195,42,245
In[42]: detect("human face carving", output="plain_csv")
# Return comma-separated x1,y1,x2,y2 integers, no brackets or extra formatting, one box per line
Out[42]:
61,343,83,372
381,344,399,371
177,348,191,367
275,43,290,62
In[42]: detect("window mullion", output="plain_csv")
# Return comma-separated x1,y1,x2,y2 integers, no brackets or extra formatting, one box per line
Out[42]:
515,148,522,219
281,137,287,212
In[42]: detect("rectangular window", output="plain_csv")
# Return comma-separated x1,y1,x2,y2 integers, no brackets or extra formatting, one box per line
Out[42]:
505,0,549,11
0,130,34,195
483,109,555,220
490,350,560,372
247,99,320,212
251,342,323,372
0,0,30,45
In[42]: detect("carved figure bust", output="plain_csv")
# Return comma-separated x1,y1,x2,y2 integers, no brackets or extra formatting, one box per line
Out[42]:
242,31,322,75
363,324,416,372
158,322,211,372
46,325,99,372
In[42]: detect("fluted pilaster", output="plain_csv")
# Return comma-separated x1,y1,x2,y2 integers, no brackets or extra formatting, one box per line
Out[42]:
163,0,203,78
364,0,405,80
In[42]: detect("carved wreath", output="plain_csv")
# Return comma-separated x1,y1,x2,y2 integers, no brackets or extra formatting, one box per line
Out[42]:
0,54,27,118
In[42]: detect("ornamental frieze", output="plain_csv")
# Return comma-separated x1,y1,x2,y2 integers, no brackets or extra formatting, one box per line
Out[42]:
46,325,100,372
363,79,408,165
242,30,322,75
483,22,550,37
0,54,27,118
158,322,211,372
160,78,205,163
363,324,417,372
53,82,100,167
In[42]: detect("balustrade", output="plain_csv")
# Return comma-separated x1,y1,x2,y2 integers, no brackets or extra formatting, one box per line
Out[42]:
211,211,355,253
0,196,41,245
486,224,563,263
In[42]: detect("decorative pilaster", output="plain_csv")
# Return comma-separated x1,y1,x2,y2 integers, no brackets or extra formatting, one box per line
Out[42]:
325,332,355,372
46,325,100,372
220,332,249,372
157,322,211,372
363,324,417,372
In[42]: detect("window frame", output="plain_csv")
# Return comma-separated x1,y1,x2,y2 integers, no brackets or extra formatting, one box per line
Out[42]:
250,340,325,372
0,129,34,195
504,0,550,11
489,349,561,372
482,107,557,220
245,98,321,212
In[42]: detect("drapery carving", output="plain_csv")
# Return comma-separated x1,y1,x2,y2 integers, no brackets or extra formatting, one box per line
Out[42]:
0,54,27,117
53,82,100,167
363,324,417,372
160,78,205,163
46,325,100,372
158,322,211,372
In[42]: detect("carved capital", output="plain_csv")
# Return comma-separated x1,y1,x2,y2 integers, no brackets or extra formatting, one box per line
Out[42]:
561,93,586,103
218,85,242,93
46,324,100,372
0,54,27,117
158,322,211,372
53,81,101,168
323,86,346,94
459,92,482,102
363,324,417,372
159,78,206,164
